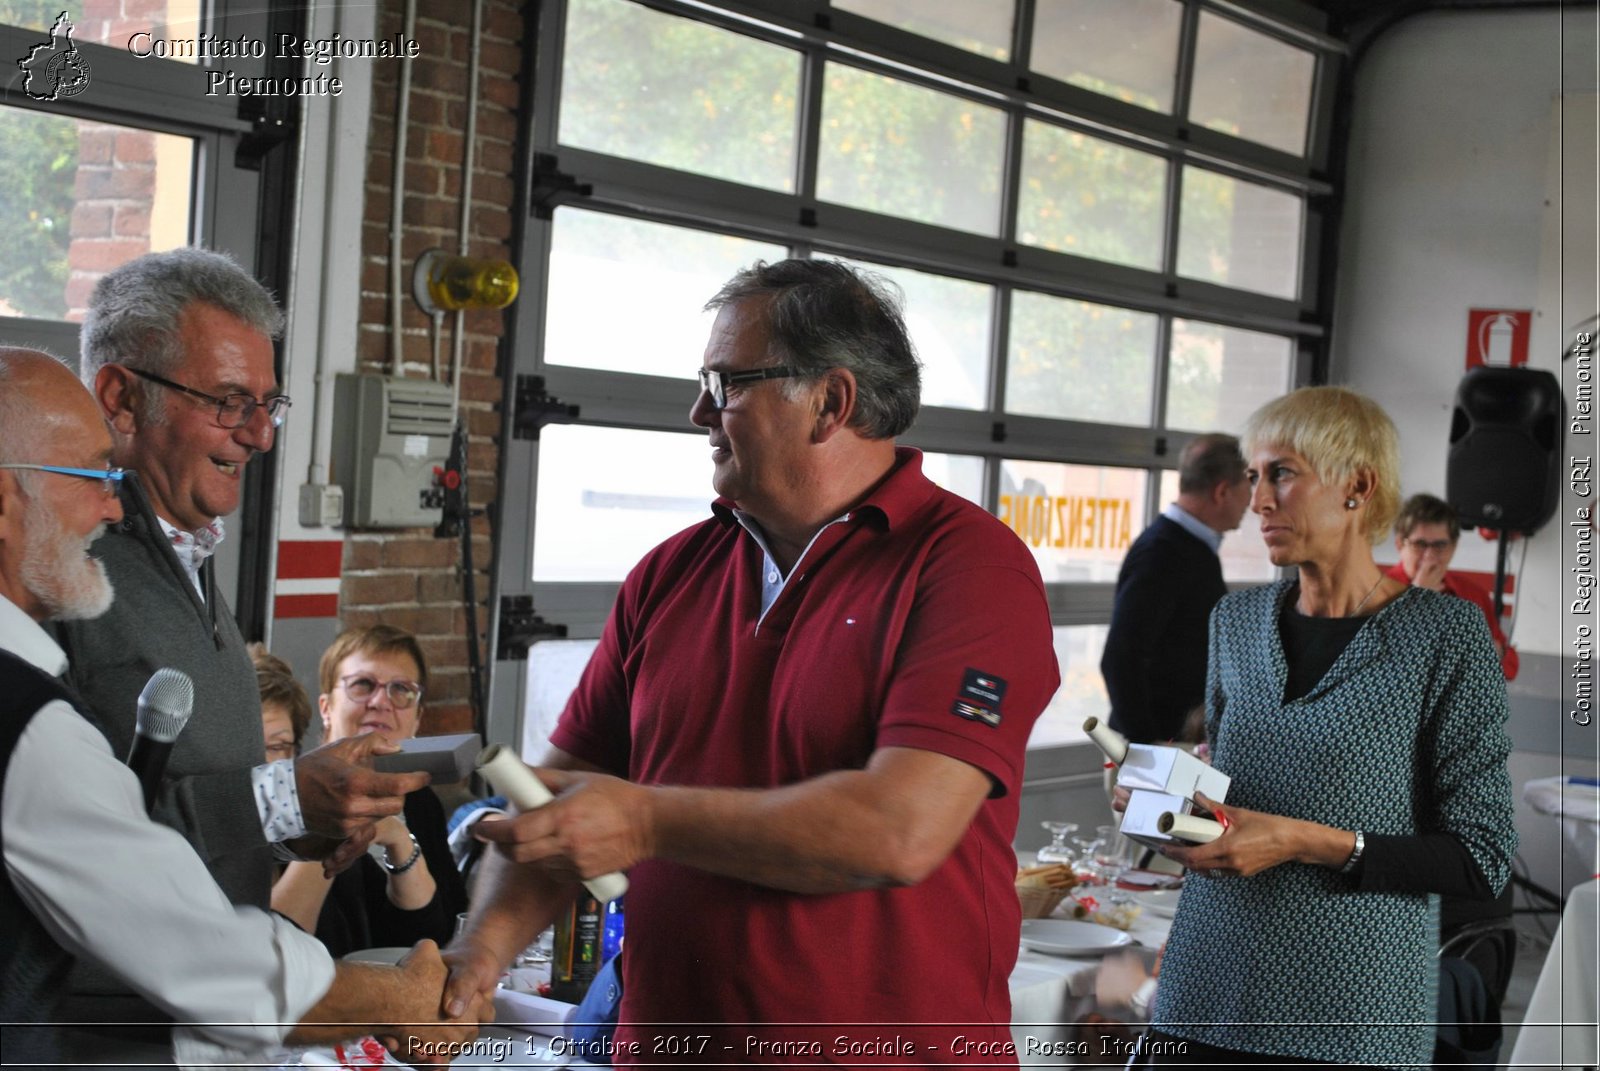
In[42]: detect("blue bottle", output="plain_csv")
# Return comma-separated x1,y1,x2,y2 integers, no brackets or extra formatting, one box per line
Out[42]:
602,896,625,963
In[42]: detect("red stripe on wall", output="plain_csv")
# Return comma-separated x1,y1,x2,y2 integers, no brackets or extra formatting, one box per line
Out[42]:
1456,569,1515,618
277,540,344,579
1454,569,1514,595
274,593,340,619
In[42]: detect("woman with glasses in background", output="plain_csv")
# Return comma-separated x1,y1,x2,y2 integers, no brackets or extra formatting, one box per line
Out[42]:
270,625,467,956
1384,492,1519,680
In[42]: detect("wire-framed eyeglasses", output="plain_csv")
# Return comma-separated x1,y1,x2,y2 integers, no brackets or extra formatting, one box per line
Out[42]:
128,367,292,429
0,463,125,498
339,673,423,709
697,366,800,410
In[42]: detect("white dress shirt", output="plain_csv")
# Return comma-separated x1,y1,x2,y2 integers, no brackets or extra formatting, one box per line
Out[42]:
0,594,334,1066
1162,501,1225,554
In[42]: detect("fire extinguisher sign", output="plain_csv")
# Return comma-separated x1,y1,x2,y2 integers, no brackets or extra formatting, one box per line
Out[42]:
1465,308,1532,369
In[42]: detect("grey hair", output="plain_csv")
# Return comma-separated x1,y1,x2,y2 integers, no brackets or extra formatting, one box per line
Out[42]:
704,259,922,439
79,249,284,413
1177,433,1246,495
0,346,73,465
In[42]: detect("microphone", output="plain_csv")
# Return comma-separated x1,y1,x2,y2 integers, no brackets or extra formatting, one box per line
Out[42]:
126,668,195,813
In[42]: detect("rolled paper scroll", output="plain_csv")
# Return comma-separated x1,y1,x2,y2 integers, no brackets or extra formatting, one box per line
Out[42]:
1157,811,1225,845
1082,716,1129,765
476,744,629,903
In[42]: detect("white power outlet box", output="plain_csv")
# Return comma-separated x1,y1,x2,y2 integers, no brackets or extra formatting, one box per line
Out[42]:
298,483,346,528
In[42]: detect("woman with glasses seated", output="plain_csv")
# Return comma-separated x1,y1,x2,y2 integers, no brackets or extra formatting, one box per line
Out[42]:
270,626,467,956
1384,492,1518,679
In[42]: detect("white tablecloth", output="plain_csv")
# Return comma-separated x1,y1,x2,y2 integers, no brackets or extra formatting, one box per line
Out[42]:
1008,910,1172,1054
481,907,1175,1068
1522,776,1600,877
1507,878,1600,1070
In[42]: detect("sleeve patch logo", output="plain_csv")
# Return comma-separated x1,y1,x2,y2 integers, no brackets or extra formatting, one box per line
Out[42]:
951,667,1007,728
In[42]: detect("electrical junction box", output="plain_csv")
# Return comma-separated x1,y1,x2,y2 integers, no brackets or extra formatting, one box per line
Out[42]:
331,373,454,528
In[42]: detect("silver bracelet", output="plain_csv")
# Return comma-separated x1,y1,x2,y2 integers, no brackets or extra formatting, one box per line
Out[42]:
381,831,422,875
1339,830,1365,874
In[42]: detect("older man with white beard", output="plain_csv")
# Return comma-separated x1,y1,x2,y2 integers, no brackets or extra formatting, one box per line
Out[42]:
0,348,487,1066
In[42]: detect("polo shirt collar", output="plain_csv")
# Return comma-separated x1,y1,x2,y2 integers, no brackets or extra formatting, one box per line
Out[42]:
709,446,935,532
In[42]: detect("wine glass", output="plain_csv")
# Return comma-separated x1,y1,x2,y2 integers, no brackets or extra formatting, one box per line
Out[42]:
515,926,553,967
1071,830,1105,882
1036,820,1079,864
1093,825,1130,885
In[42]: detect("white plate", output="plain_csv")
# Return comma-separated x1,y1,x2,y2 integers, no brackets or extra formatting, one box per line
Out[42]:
1020,918,1135,956
1130,888,1182,917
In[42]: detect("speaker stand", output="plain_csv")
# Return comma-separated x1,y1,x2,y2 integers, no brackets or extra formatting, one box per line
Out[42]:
1492,527,1512,619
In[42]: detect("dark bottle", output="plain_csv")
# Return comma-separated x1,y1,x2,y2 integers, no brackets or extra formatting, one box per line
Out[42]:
550,891,603,1004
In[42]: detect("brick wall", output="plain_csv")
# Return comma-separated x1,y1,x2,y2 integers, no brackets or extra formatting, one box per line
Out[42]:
343,0,525,737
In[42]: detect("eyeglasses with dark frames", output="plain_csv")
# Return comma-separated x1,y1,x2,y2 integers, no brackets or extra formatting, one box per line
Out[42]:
0,463,126,498
697,366,801,410
339,673,424,709
127,367,292,429
1403,537,1454,553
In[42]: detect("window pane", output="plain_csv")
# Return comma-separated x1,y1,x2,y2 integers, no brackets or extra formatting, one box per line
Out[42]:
5,1,203,58
1005,291,1159,425
544,210,787,376
818,63,1006,236
1018,119,1167,270
533,426,714,582
832,0,1014,61
1157,470,1277,583
1165,319,1292,433
1029,625,1109,749
1030,0,1181,113
1177,167,1302,300
0,106,193,322
920,451,985,505
829,255,991,410
559,0,801,192
997,460,1146,582
1189,12,1315,156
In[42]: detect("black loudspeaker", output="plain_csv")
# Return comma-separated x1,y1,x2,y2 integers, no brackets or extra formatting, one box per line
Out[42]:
1446,366,1564,533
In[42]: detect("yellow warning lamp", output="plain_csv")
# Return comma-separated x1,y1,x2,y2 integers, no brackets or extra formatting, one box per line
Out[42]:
413,249,520,314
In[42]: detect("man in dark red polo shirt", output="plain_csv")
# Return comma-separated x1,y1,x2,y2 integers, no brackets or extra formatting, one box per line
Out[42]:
447,259,1058,1066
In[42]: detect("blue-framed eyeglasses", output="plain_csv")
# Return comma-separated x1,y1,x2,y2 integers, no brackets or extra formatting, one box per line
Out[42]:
0,464,126,498
127,367,292,429
697,366,801,410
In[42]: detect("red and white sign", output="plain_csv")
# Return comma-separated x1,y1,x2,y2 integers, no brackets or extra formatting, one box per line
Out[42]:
274,539,343,619
1465,308,1531,369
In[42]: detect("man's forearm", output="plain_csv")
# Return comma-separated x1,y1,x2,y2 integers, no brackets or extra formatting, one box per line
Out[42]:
645,749,990,894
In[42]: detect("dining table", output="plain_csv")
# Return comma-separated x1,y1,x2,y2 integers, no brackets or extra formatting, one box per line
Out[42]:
475,886,1178,1069
1505,877,1600,1071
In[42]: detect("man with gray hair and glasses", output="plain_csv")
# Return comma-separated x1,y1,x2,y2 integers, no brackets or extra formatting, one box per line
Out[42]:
447,259,1059,1064
51,249,427,1046
0,348,486,1066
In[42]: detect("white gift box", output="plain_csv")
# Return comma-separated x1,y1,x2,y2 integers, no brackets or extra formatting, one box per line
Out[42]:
1117,743,1230,802
1115,744,1230,849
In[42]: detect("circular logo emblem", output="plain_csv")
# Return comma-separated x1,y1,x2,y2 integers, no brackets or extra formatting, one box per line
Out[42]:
46,50,92,98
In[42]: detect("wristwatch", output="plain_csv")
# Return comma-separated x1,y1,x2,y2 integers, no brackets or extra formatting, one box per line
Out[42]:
1339,829,1365,874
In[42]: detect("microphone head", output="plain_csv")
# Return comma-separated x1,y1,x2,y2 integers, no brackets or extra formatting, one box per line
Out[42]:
135,668,195,744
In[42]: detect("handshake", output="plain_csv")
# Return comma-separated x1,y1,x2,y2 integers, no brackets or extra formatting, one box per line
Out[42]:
295,940,496,1067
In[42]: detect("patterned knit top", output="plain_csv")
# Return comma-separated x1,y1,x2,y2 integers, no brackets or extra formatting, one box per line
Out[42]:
1151,581,1517,1068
